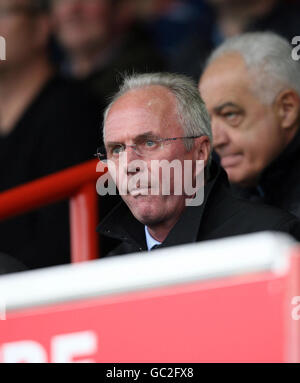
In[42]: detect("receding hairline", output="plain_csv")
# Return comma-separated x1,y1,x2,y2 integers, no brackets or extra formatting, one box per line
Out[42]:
105,84,185,128
107,84,179,111
104,84,185,139
200,51,256,93
203,32,300,104
205,49,298,103
202,51,250,78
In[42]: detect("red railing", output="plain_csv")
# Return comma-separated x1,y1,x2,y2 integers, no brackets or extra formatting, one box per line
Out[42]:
0,159,106,263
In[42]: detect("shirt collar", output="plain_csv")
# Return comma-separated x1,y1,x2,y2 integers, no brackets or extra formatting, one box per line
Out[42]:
145,226,162,251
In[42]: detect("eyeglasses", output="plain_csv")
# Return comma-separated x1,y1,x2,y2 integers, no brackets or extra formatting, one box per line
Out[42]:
94,135,202,162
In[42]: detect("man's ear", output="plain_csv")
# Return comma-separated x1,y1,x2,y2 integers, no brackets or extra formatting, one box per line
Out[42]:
195,136,211,168
274,89,300,130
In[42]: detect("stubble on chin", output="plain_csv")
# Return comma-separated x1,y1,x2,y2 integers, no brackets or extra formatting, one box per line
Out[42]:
124,194,165,226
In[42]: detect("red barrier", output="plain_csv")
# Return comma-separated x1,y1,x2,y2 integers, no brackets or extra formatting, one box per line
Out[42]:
0,160,106,263
286,248,300,362
0,235,299,362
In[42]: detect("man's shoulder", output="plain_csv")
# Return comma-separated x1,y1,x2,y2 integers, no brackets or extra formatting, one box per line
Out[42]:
202,184,300,241
233,196,299,227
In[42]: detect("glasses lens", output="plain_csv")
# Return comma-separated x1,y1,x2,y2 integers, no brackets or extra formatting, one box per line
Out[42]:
136,138,161,157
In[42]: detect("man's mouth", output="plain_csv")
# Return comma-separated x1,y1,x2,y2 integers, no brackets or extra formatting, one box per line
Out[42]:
221,154,243,168
130,188,150,196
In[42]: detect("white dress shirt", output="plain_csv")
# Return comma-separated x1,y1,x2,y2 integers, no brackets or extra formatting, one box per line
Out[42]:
145,226,162,251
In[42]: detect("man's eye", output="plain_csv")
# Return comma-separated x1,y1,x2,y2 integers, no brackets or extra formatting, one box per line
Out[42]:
224,112,237,119
144,140,157,148
222,112,242,126
112,145,124,155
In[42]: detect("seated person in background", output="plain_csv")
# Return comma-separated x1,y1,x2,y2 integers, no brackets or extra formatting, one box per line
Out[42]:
51,0,165,103
199,32,300,219
130,0,208,64
0,0,102,269
96,72,300,256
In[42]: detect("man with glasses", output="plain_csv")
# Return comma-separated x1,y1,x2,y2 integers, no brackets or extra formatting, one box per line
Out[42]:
97,72,300,256
0,0,101,269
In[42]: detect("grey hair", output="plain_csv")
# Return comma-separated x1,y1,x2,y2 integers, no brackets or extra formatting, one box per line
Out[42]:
103,72,212,155
206,32,300,105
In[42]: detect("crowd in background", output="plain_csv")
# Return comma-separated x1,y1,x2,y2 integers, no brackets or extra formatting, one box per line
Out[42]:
0,0,300,273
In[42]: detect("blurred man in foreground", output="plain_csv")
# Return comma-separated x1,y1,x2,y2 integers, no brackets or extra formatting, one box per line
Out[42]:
97,73,300,256
0,0,101,269
199,32,300,218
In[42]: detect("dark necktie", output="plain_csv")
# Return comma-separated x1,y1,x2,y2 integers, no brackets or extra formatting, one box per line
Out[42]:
150,244,163,251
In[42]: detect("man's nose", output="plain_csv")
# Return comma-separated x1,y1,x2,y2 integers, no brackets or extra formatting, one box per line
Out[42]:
212,120,230,149
119,147,142,174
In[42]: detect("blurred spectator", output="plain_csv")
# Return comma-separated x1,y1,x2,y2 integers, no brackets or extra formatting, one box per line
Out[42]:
51,0,165,103
173,0,300,80
133,0,211,65
199,32,300,218
0,0,102,269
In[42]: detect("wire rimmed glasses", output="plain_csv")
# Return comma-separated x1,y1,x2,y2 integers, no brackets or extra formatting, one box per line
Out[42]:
94,135,202,163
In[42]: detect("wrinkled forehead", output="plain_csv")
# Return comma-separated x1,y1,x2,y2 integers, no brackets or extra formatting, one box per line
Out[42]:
201,53,250,86
104,87,182,141
106,107,162,127
200,54,255,105
111,85,178,114
104,107,179,144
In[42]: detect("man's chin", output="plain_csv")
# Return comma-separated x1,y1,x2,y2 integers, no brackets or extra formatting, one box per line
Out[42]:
128,200,163,226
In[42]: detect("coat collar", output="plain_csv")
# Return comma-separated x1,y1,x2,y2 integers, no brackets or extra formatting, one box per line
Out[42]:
260,126,300,188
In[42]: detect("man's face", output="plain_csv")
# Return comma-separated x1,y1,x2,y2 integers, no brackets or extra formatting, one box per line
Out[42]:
52,0,113,55
0,0,47,73
199,53,284,187
104,86,207,228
